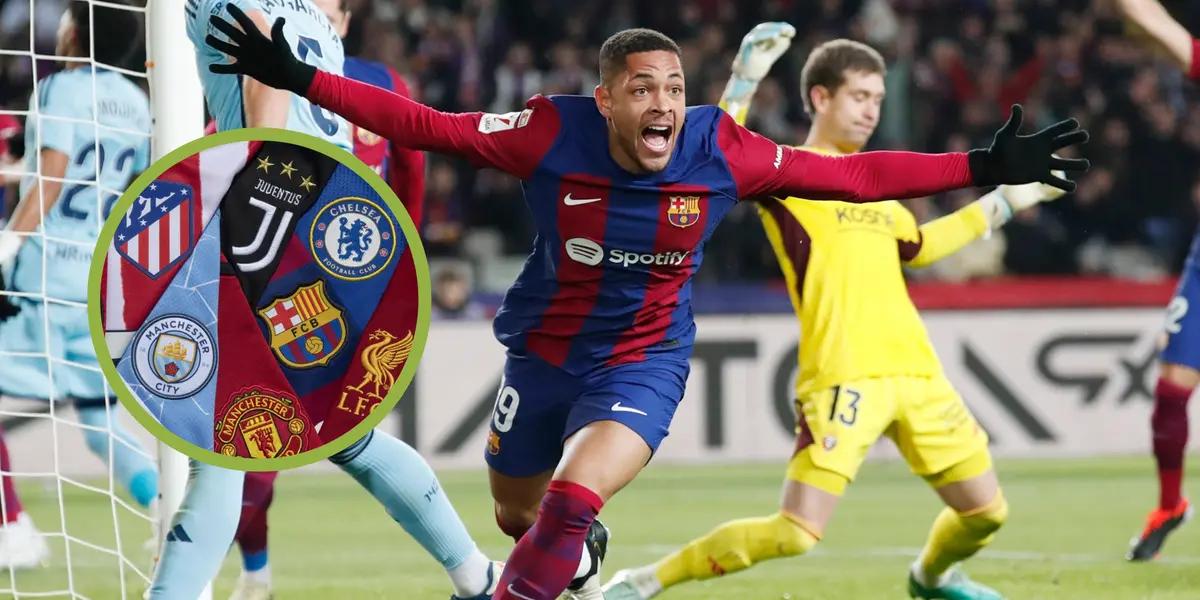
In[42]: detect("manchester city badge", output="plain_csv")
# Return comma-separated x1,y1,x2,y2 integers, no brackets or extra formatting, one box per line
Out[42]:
131,314,217,399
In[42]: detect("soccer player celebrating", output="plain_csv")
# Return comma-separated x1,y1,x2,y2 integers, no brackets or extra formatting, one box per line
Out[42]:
0,0,158,568
206,10,1088,598
1113,0,1199,562
605,25,1076,600
146,1,499,598
222,2,431,598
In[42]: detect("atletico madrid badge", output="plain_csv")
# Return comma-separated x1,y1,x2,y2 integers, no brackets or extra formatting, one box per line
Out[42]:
114,180,196,278
667,195,701,228
257,281,347,369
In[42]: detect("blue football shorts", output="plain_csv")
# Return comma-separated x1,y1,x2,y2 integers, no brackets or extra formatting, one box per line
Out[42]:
484,350,690,477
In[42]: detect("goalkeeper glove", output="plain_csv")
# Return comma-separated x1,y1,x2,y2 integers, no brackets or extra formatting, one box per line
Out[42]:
731,22,796,82
968,105,1090,192
0,271,16,323
723,22,795,121
206,4,316,95
0,231,20,322
978,173,1068,230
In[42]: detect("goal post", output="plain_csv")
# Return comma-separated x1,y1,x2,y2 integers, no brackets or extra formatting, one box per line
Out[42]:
145,0,209,598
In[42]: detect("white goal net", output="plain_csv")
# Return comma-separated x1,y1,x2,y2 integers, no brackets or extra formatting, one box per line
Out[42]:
0,0,200,597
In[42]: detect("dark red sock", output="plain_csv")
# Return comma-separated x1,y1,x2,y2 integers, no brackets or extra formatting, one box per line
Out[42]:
235,471,278,554
495,507,532,543
494,481,603,600
1153,378,1191,511
0,428,22,524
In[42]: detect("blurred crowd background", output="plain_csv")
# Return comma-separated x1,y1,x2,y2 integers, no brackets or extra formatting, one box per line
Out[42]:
3,0,1200,312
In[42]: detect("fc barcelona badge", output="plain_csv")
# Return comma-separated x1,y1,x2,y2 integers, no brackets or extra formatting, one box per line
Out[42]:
257,281,348,369
667,195,701,228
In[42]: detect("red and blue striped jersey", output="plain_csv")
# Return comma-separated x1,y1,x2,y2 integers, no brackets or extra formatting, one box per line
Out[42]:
307,72,975,374
491,96,742,372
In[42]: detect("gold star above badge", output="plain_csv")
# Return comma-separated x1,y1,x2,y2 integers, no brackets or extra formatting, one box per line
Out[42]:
279,161,297,179
256,156,274,173
299,175,316,191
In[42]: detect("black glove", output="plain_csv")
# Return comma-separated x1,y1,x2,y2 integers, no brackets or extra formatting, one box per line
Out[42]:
0,270,18,323
206,4,316,95
968,105,1090,192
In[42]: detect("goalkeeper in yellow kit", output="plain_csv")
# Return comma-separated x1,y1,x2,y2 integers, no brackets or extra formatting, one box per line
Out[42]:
604,24,1073,600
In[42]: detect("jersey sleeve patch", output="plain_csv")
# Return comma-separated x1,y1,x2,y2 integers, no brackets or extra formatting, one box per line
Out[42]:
477,108,535,134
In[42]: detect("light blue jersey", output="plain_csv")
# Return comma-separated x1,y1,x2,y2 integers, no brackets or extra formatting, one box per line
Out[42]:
187,0,351,150
13,68,151,302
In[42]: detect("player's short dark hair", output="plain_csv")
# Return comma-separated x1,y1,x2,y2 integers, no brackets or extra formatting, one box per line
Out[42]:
68,0,142,68
800,39,885,115
598,28,681,85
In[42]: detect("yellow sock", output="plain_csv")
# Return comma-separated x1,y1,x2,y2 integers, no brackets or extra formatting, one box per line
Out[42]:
653,512,819,589
918,491,1009,582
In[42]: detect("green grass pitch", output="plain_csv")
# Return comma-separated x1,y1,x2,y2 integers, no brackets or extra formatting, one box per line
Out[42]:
4,456,1199,599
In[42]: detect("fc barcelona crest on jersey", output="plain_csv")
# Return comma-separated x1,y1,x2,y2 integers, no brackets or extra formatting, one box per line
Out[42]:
115,180,195,278
667,195,702,228
257,281,347,369
310,197,397,281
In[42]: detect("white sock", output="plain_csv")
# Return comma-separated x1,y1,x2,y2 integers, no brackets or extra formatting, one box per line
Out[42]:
573,544,594,580
910,559,947,588
629,565,663,598
446,549,492,597
245,564,271,585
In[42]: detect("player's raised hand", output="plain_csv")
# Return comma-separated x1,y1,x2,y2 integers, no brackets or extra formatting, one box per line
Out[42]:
722,22,795,124
968,105,1090,192
205,4,315,95
731,22,796,82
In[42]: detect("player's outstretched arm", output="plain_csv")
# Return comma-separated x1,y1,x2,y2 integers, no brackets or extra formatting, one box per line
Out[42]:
385,73,426,227
724,104,1088,203
206,4,555,179
899,178,1065,267
719,22,795,126
1115,0,1196,75
0,148,69,264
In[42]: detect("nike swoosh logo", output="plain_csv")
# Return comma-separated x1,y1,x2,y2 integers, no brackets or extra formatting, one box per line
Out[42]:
506,584,538,600
564,193,602,206
611,402,648,416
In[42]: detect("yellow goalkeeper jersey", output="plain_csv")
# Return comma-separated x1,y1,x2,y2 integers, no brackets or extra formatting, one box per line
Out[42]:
757,146,988,397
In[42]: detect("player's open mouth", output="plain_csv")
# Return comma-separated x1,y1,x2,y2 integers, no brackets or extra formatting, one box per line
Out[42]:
641,125,672,153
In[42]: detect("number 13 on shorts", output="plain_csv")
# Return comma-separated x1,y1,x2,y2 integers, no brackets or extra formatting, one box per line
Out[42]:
796,383,892,477
828,385,861,426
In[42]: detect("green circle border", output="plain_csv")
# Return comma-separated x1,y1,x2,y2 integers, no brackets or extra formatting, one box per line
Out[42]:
87,127,431,471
